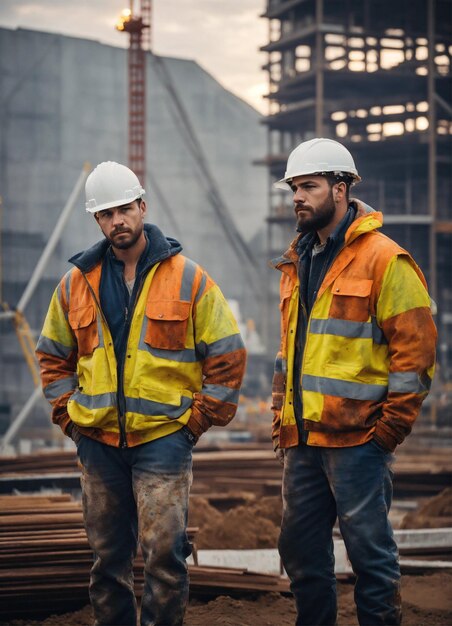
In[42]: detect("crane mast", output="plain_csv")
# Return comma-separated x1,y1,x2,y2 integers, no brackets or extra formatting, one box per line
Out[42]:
116,1,152,187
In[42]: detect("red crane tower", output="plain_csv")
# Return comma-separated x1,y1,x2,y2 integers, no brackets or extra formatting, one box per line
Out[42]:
116,1,152,187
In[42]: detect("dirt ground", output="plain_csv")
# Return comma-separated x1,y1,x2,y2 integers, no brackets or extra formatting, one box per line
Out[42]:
6,572,452,625
5,489,452,625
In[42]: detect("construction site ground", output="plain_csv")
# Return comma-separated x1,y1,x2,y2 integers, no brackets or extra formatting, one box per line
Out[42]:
3,570,451,626
1,432,451,625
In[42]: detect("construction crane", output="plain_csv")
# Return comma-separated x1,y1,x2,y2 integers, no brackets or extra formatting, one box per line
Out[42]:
116,1,152,187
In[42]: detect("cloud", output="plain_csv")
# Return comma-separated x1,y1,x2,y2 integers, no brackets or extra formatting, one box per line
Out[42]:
0,0,268,112
153,1,267,111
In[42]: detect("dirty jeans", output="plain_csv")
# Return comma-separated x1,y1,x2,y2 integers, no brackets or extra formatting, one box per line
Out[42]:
76,428,193,626
279,441,401,626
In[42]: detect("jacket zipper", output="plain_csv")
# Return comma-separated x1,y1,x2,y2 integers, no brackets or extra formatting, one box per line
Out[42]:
81,273,129,448
80,257,161,448
117,305,129,448
295,295,309,443
297,242,348,441
118,276,146,448
299,303,311,443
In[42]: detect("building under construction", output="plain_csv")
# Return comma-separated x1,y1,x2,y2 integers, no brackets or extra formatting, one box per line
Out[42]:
260,0,452,376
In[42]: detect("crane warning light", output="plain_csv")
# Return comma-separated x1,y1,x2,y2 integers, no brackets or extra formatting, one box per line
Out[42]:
115,8,133,32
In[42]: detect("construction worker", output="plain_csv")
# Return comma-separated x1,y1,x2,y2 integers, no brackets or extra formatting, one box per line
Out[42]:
36,161,246,626
271,138,437,626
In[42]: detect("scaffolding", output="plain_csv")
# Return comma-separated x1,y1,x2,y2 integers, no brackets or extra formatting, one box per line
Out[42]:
260,0,452,373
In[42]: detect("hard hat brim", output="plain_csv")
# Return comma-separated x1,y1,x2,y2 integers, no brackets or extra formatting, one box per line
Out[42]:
273,171,361,191
274,178,293,191
85,191,145,214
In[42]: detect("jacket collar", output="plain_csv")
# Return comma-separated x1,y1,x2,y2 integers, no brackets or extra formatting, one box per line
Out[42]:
69,223,182,273
270,198,383,271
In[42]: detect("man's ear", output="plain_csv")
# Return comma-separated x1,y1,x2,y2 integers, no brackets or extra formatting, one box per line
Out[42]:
335,181,347,201
140,200,147,220
94,212,100,225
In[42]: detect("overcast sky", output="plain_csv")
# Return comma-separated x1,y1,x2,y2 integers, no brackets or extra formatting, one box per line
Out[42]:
0,0,269,113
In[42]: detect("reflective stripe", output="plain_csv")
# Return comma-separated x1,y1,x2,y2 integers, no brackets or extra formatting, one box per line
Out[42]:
196,333,245,360
202,384,240,404
65,269,72,307
57,269,72,310
180,258,197,301
142,345,198,362
310,318,372,339
126,394,192,418
302,374,387,401
140,332,243,362
309,316,387,344
388,371,430,394
55,268,73,317
194,272,207,303
71,390,193,417
56,284,68,321
36,335,74,359
44,376,77,400
71,390,117,409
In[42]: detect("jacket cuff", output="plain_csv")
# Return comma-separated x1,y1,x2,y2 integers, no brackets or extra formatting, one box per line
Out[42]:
65,422,80,443
64,419,75,438
186,405,211,439
374,421,398,452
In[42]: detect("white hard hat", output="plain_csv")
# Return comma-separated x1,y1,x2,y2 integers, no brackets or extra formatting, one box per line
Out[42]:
85,161,145,213
275,137,361,190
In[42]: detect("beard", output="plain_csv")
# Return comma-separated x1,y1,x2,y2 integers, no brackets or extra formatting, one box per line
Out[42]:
296,189,336,233
107,225,143,250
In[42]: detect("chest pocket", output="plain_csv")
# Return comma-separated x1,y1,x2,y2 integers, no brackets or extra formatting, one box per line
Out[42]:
68,304,99,357
329,277,373,322
145,300,191,350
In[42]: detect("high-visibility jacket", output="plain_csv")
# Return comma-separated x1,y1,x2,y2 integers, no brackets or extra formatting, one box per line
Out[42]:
36,250,246,447
271,200,437,451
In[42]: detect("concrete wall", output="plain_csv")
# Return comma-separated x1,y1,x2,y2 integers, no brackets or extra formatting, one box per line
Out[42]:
0,27,268,425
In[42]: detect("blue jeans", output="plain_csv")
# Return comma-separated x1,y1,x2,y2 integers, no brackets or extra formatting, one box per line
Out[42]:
76,428,194,626
279,441,401,626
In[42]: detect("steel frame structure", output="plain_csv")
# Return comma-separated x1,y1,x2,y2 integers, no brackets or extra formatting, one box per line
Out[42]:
260,0,452,372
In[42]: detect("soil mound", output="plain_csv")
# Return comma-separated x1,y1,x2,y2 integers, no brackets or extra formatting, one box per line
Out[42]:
189,495,281,549
400,487,452,529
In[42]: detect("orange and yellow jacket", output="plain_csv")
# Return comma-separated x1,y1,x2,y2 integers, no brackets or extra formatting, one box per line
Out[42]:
271,200,437,451
36,248,246,447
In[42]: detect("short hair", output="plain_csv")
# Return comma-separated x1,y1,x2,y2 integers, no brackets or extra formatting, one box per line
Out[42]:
324,173,353,200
